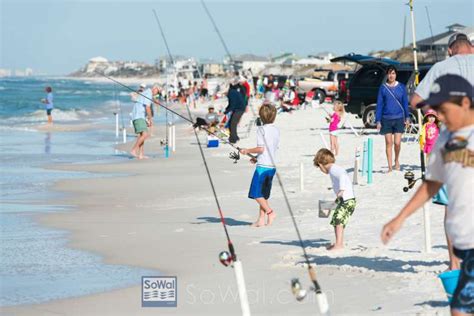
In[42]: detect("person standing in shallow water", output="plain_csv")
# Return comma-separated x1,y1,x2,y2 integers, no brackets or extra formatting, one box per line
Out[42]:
41,86,54,124
375,66,410,172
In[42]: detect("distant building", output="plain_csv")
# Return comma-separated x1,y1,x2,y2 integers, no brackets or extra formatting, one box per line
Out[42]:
200,59,225,76
295,52,336,66
416,24,474,56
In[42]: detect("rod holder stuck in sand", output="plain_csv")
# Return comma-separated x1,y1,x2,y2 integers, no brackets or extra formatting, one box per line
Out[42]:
114,112,119,138
233,260,251,316
423,202,432,253
353,147,360,185
367,138,373,184
122,127,127,144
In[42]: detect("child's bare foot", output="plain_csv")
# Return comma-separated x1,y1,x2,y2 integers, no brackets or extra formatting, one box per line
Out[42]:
386,168,392,174
327,244,344,251
394,163,400,171
130,150,138,158
251,218,265,227
266,210,276,226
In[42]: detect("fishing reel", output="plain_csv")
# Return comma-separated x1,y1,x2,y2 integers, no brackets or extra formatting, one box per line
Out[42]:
229,151,240,164
218,251,233,267
403,171,421,192
291,278,308,301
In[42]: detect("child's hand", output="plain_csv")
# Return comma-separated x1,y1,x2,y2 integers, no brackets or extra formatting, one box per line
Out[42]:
381,216,404,245
250,157,257,164
239,148,249,155
335,196,343,204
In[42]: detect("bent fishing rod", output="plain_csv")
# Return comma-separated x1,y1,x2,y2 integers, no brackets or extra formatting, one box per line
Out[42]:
151,8,251,315
201,2,329,313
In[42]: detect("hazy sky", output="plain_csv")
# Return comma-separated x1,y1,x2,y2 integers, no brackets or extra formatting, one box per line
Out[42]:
1,0,473,75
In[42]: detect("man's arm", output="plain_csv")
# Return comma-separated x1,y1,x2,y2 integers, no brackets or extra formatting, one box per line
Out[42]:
410,93,424,110
381,179,443,244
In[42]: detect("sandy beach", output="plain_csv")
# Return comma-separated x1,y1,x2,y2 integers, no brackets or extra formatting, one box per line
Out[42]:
2,100,451,316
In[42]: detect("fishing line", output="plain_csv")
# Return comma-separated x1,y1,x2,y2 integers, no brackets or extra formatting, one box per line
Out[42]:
201,1,329,311
151,8,250,315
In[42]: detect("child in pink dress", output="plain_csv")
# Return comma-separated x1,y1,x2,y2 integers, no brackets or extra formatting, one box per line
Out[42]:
421,109,440,154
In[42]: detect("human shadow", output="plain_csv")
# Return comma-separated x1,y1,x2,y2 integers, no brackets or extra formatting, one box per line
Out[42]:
414,300,449,308
304,254,446,273
192,216,252,226
261,238,330,248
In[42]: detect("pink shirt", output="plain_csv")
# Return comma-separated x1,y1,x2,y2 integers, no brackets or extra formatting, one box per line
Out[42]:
329,112,340,132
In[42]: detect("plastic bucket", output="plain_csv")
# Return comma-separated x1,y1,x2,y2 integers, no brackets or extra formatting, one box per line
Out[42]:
438,269,461,302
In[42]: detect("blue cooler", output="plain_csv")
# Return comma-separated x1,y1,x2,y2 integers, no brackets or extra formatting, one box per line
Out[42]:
207,135,219,148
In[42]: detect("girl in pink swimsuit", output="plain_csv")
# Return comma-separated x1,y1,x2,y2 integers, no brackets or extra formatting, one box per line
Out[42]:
422,109,440,154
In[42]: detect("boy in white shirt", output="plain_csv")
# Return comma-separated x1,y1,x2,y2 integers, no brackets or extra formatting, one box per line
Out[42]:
314,148,356,250
240,103,280,227
382,74,473,315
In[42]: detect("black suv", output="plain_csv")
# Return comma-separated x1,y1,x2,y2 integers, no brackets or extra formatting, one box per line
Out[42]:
331,54,432,128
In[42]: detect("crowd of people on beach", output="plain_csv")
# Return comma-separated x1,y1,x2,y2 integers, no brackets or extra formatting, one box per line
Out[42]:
40,31,473,315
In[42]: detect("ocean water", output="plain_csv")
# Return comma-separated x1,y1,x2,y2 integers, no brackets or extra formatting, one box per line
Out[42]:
0,77,165,306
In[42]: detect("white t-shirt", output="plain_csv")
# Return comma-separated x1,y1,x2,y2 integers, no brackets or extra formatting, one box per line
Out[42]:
46,92,54,109
415,54,474,99
256,124,280,168
425,125,474,250
328,164,355,201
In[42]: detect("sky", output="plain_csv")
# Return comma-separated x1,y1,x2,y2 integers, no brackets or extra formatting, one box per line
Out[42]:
1,0,473,75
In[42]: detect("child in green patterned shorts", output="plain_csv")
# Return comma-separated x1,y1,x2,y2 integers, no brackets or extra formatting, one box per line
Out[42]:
314,148,356,251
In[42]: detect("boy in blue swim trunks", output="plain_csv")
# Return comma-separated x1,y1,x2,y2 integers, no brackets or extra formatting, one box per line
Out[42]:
240,103,279,227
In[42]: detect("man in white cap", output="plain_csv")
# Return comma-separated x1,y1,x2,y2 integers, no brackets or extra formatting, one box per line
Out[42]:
411,32,473,109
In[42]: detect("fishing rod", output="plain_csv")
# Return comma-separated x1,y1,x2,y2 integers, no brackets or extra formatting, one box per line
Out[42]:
200,2,329,312
151,9,250,315
201,0,235,70
407,0,432,253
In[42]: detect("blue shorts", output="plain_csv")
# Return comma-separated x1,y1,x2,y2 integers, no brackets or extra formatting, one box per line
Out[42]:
248,166,276,200
46,108,53,115
451,248,474,314
380,118,405,135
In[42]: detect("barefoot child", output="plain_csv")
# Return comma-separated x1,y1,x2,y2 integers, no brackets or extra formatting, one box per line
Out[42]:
382,74,473,315
314,148,356,250
328,100,345,156
239,103,279,227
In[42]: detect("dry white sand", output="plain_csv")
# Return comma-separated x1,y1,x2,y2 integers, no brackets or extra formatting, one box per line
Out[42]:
2,100,451,315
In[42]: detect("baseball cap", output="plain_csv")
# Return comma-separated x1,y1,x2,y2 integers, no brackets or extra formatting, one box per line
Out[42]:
447,32,470,48
420,74,473,108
